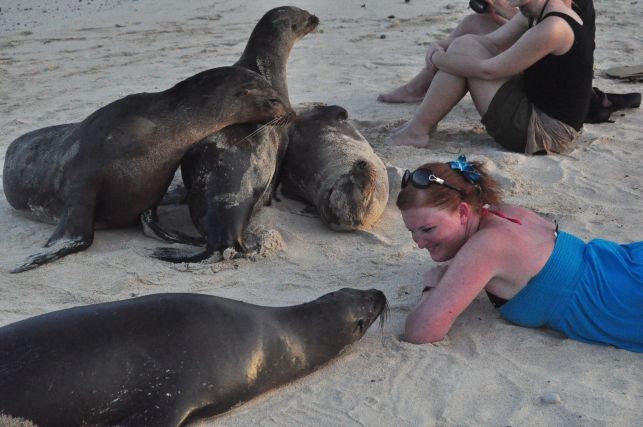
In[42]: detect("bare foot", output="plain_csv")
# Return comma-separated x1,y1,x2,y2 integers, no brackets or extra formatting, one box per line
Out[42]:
389,121,437,138
377,84,425,103
384,127,430,148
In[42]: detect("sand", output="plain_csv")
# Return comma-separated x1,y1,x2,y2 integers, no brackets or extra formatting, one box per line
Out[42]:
1,0,642,425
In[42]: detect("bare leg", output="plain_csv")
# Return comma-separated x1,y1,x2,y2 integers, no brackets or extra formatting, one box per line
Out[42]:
386,35,509,148
377,67,436,103
377,14,502,104
385,71,468,147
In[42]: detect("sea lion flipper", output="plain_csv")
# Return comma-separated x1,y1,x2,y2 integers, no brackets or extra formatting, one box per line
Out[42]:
11,210,94,273
147,246,213,263
10,236,92,273
141,208,205,246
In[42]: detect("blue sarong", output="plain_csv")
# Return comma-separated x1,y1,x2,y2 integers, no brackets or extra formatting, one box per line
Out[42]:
499,231,643,352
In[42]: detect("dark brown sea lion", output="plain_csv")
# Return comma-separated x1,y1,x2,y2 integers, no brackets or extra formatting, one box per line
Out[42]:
3,66,293,273
280,105,389,231
142,6,319,263
0,288,387,426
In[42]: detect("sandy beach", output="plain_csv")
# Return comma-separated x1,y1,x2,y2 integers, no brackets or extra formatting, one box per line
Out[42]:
1,0,642,425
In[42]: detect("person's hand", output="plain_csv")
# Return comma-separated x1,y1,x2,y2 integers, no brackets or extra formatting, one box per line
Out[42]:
424,43,444,70
423,264,448,290
489,0,518,21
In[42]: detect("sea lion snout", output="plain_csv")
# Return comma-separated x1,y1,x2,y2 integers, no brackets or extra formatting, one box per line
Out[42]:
333,288,388,326
306,14,320,31
280,107,297,124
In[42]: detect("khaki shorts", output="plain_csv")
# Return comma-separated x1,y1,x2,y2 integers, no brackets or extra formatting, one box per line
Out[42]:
481,76,532,153
482,76,580,155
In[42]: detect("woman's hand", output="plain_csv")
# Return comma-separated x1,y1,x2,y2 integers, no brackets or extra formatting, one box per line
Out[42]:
489,0,518,22
425,43,445,70
423,264,448,291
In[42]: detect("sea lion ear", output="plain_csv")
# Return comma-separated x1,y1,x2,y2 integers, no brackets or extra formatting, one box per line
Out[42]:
327,105,348,120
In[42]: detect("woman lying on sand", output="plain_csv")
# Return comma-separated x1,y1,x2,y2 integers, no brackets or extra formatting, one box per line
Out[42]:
385,0,593,154
398,155,643,352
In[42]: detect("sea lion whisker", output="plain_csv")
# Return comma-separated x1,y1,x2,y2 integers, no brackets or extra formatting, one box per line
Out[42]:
239,118,281,143
379,300,390,330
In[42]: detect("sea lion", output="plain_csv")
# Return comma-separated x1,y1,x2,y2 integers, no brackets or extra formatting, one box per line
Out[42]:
280,105,389,231
0,288,387,426
142,7,319,263
3,66,293,273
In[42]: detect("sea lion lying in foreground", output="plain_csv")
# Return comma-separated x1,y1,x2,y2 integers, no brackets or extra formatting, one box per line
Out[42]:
0,288,387,426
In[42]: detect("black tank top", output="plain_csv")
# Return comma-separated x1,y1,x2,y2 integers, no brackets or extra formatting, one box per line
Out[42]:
524,12,593,130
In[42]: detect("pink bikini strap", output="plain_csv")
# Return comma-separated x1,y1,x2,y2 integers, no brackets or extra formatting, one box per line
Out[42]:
481,206,523,225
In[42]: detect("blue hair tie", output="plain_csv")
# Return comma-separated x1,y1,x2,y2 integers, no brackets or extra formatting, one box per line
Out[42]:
447,155,481,184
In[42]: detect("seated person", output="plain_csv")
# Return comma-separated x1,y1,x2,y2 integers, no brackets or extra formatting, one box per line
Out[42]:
378,0,518,104
386,0,594,153
380,0,639,146
397,155,643,353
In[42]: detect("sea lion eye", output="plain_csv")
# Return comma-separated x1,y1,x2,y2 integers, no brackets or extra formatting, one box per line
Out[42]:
291,24,298,31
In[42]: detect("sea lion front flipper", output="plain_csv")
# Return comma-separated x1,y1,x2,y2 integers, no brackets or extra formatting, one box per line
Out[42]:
140,208,206,246
11,204,95,273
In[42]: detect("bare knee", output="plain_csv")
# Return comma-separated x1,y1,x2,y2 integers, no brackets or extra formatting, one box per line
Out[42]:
447,34,495,59
452,14,500,38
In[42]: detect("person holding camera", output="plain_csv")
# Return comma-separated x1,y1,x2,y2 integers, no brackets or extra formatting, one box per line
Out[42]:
378,0,518,104
397,155,643,352
384,0,594,154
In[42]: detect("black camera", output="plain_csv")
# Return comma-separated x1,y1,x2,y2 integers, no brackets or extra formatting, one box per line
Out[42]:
469,0,490,13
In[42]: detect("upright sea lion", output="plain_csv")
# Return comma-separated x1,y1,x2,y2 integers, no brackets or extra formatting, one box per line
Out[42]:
0,288,387,426
3,66,293,273
143,7,319,263
280,105,389,231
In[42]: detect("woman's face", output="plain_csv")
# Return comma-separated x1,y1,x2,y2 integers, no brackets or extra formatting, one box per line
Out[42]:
401,205,469,262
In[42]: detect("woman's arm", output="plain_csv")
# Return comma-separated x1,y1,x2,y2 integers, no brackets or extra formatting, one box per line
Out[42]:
431,15,576,80
488,0,519,22
404,230,504,343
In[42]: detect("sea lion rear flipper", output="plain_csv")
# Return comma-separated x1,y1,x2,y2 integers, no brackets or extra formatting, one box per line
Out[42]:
11,206,94,273
141,208,205,246
147,246,214,263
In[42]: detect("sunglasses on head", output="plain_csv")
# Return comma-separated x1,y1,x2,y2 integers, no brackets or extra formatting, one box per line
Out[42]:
401,168,464,195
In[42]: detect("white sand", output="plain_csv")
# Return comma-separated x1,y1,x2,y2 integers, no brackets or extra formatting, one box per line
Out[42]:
1,0,642,425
